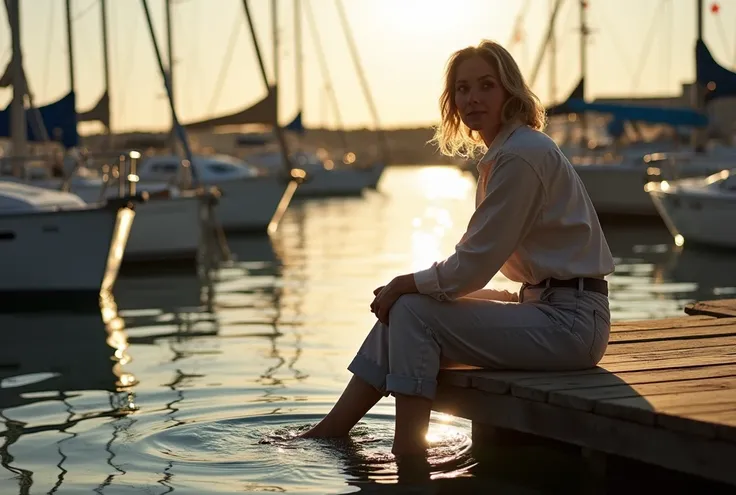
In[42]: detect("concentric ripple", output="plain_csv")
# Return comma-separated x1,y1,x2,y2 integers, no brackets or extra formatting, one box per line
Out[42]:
130,411,475,490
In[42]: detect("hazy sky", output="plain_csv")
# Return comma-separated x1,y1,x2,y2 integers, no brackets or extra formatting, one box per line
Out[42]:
0,0,733,133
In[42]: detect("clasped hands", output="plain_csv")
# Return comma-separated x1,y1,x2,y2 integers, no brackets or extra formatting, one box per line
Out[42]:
370,274,418,325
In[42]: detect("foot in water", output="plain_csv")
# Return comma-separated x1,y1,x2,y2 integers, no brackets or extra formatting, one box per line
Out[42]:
298,423,350,439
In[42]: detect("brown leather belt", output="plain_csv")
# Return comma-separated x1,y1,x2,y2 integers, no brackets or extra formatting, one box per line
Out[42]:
524,277,608,296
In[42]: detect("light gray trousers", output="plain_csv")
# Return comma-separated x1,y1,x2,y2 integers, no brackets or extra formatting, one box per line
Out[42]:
348,283,610,400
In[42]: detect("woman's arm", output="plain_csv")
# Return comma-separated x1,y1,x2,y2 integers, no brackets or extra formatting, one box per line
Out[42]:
413,153,545,301
463,288,519,302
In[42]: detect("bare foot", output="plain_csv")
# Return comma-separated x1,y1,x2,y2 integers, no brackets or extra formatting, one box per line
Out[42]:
298,424,350,439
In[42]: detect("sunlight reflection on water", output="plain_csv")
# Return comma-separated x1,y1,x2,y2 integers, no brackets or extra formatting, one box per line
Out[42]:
0,166,734,493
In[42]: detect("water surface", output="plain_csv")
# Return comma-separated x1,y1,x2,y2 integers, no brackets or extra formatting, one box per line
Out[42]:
1,166,734,494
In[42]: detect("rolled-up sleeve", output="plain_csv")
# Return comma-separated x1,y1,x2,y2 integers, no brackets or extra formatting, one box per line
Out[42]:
413,153,545,301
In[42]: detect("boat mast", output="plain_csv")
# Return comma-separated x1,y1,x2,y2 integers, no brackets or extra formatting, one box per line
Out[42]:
693,0,705,151
165,0,177,151
303,0,349,150
294,0,303,119
8,0,26,165
140,0,198,182
241,0,294,173
101,0,112,141
578,0,588,147
65,0,78,136
334,0,390,162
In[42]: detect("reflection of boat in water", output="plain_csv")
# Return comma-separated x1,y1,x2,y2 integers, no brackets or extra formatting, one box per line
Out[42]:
0,295,133,410
0,295,138,493
657,246,736,303
224,234,282,267
113,269,214,314
600,223,675,270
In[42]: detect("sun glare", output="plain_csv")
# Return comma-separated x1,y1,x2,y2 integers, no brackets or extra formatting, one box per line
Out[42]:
378,0,462,37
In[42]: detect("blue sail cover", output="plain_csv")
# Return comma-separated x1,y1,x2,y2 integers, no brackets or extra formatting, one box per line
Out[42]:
545,78,585,116
696,39,736,102
546,79,708,127
285,111,305,134
0,92,78,148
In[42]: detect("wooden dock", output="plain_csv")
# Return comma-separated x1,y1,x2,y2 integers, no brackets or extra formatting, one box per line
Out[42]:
434,298,736,487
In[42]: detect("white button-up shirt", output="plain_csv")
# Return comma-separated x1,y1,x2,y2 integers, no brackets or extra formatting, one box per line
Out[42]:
413,121,615,301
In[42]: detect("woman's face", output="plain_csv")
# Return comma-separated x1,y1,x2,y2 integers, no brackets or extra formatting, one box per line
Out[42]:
454,55,506,133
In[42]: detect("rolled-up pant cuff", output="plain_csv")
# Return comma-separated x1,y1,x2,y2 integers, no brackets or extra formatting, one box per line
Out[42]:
386,373,437,400
348,353,389,396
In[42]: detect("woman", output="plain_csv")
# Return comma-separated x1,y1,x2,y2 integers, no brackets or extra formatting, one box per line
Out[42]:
301,40,615,457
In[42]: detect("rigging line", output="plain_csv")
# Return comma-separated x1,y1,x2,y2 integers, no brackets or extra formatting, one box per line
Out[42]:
528,0,563,90
205,12,242,116
663,0,672,93
41,0,56,100
630,0,669,92
334,0,389,159
117,1,140,130
73,0,98,22
592,2,635,82
303,0,348,147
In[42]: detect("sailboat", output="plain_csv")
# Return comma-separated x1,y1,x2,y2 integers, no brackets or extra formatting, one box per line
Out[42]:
544,0,736,218
244,0,387,198
645,19,736,250
0,0,134,306
156,0,298,231
548,80,735,217
647,169,736,249
0,181,135,309
0,0,218,266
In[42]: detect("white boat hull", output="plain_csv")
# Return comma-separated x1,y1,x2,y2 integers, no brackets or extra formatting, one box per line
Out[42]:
574,158,731,217
296,167,371,197
214,176,297,233
0,203,134,304
574,163,657,216
123,195,205,262
8,178,209,264
650,189,736,249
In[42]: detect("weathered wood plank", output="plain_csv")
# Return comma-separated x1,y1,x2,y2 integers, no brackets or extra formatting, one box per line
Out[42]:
609,322,736,343
510,364,736,402
685,299,736,318
610,315,721,332
598,353,736,372
439,354,736,395
433,384,736,486
598,344,736,365
606,335,736,354
546,376,736,413
595,389,736,427
436,301,736,485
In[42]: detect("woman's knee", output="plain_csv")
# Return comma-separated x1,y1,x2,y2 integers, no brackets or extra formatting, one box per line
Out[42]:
389,294,430,321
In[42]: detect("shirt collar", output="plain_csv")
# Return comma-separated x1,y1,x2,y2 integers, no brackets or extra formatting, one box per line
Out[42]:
477,120,524,171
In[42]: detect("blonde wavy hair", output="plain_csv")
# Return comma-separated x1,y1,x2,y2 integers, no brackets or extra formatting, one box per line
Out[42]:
432,40,546,158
